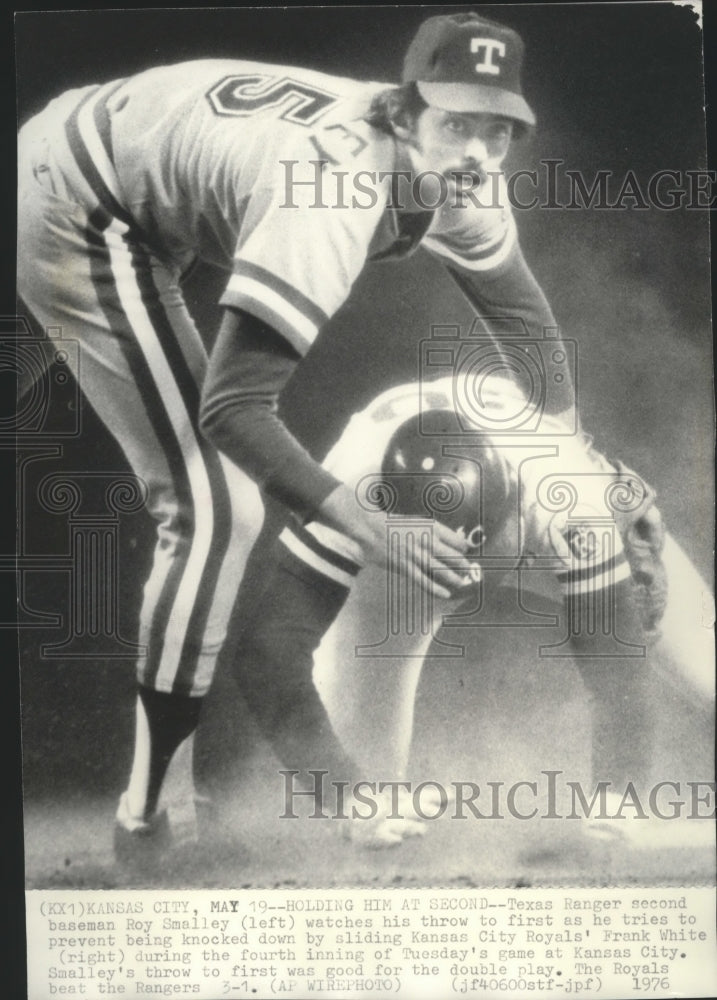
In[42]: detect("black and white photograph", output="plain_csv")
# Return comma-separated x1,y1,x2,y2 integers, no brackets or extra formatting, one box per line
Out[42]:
12,2,716,997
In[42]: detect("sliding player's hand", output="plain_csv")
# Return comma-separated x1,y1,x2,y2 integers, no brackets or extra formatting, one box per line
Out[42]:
317,483,471,599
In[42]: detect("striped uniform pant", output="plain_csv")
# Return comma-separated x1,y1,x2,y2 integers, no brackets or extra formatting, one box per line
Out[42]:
17,110,264,698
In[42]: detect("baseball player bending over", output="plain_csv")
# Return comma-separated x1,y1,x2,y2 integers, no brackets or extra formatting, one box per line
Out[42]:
235,373,714,847
18,13,569,859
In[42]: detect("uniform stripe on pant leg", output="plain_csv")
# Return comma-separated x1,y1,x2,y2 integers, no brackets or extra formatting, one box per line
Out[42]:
84,216,196,689
103,232,221,695
85,214,237,695
126,243,234,695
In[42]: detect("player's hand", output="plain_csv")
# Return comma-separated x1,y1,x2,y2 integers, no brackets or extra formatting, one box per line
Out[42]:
317,483,472,599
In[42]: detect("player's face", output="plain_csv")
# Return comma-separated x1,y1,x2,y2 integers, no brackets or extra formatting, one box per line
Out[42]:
405,108,514,186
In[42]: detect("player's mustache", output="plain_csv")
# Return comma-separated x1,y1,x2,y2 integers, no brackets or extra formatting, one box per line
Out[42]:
448,167,485,188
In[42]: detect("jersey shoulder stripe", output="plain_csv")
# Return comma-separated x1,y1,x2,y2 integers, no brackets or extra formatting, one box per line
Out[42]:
222,260,329,355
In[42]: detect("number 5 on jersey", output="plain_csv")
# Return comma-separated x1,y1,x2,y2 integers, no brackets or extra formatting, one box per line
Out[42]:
207,73,337,125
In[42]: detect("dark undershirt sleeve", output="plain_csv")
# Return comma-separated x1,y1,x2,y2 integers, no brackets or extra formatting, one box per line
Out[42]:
199,309,340,520
444,240,576,417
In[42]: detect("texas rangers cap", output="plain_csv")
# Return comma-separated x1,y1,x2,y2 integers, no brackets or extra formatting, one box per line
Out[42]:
403,12,536,127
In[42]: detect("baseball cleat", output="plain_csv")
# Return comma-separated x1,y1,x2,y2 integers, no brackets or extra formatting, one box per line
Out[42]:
582,792,716,850
340,789,428,849
113,792,172,867
342,815,427,850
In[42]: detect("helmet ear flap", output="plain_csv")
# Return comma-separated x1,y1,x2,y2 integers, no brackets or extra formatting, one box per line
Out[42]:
379,411,513,549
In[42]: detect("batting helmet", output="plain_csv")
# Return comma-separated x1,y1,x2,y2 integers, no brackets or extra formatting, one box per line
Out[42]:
378,409,514,553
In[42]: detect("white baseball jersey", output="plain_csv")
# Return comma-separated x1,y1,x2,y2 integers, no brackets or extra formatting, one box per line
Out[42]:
38,59,515,356
17,59,532,702
281,375,633,597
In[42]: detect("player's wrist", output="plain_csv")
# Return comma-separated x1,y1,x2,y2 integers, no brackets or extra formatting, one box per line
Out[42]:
317,483,367,538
